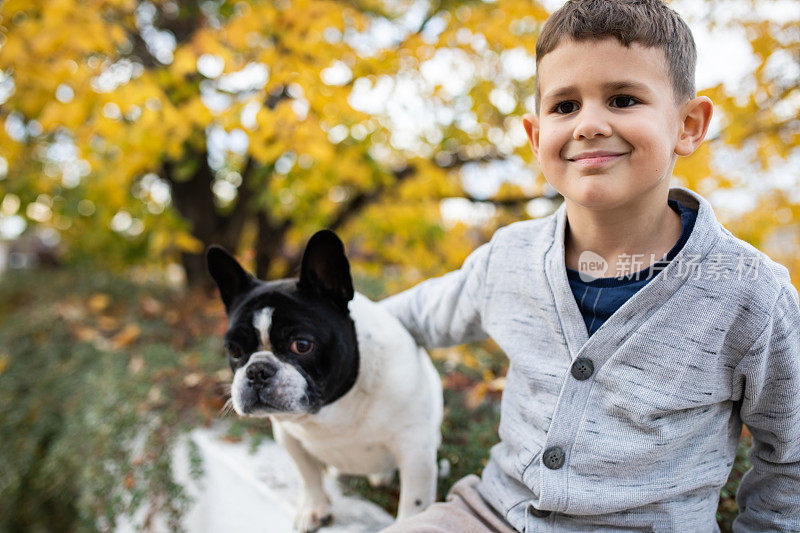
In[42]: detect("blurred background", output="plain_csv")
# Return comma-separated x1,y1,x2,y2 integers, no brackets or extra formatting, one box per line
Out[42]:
0,0,797,531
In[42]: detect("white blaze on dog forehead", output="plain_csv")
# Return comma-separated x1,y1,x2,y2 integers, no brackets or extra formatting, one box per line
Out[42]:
253,307,274,348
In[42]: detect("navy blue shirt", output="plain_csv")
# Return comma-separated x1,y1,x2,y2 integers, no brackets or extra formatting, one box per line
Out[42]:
566,199,697,336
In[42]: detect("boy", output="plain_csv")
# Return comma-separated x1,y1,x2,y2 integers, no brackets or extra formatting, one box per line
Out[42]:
379,0,800,531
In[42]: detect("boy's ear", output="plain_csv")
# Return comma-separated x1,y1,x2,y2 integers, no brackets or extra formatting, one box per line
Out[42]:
206,245,256,313
298,230,354,308
522,113,541,160
675,96,714,157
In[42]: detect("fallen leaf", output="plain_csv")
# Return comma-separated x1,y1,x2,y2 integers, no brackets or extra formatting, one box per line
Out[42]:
87,293,111,313
111,323,141,350
97,315,120,332
164,310,180,325
465,382,488,409
128,355,144,374
147,386,162,404
214,368,233,381
55,302,84,322
74,326,101,342
462,353,479,370
92,337,113,352
139,296,163,317
441,371,471,392
487,376,505,392
183,373,202,387
181,352,200,366
0,354,8,375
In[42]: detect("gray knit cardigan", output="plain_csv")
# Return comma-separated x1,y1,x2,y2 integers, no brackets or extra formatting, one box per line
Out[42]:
382,187,800,532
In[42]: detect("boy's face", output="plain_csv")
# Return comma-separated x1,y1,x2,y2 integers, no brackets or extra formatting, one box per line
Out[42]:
525,38,690,212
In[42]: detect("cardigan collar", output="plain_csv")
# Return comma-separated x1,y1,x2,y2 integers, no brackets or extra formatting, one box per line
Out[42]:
544,187,723,359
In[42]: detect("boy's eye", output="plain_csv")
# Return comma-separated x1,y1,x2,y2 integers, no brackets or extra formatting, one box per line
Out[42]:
610,95,638,108
553,101,578,114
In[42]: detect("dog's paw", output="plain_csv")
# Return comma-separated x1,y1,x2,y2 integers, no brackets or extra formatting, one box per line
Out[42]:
294,503,333,533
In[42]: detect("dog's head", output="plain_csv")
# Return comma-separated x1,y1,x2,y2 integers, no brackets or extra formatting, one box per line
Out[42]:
206,230,359,417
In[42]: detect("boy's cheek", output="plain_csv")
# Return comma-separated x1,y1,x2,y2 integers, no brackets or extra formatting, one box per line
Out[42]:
538,136,565,163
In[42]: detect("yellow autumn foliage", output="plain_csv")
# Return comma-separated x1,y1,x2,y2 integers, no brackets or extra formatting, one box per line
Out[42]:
0,0,795,292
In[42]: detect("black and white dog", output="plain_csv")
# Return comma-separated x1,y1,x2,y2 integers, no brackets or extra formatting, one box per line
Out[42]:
206,230,443,532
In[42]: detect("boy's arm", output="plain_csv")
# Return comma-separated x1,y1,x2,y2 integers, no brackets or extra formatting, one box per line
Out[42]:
380,241,492,349
733,285,800,532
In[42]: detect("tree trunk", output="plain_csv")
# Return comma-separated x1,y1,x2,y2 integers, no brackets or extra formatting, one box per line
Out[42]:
164,157,237,288
163,154,293,287
255,213,290,280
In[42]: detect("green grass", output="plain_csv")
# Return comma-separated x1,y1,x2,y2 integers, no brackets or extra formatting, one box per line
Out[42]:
0,268,224,532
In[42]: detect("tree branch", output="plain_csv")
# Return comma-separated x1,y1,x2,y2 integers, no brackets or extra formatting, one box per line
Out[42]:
433,147,507,169
328,164,418,232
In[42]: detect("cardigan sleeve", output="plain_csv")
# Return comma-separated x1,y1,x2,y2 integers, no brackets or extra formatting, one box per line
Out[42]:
733,284,800,532
379,241,492,349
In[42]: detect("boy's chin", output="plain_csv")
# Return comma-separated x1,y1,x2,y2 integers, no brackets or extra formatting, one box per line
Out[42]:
563,181,668,213
564,186,626,211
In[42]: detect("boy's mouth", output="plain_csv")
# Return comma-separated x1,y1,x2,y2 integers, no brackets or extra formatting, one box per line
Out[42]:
566,151,627,168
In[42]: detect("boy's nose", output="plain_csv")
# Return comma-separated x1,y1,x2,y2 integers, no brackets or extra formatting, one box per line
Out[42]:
572,105,612,140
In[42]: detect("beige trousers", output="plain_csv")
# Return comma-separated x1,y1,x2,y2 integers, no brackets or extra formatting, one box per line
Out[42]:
379,475,519,533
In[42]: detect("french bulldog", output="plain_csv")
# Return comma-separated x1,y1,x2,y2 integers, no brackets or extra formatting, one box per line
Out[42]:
206,230,443,532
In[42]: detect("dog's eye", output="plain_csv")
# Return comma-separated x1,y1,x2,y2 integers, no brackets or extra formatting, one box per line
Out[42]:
289,339,315,355
225,342,244,360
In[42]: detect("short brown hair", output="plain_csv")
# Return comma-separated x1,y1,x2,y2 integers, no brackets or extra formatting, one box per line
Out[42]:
534,0,696,111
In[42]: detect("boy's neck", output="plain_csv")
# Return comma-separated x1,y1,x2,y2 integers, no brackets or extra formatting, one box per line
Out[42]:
564,191,683,278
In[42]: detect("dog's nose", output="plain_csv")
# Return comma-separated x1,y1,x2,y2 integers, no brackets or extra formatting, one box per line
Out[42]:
246,362,277,384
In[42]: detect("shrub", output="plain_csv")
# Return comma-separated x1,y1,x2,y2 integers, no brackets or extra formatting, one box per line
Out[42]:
0,269,222,531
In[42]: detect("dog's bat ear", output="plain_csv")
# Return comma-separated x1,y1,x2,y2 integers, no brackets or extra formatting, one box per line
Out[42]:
206,245,256,313
298,230,354,308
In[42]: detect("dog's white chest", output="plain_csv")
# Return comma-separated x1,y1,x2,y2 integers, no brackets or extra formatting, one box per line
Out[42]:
302,438,396,476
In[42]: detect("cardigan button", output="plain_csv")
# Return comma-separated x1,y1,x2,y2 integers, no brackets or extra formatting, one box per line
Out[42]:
571,357,594,380
528,504,551,518
543,446,565,470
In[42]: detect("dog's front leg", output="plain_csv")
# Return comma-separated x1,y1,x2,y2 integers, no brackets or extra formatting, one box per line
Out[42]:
272,423,332,532
391,439,438,521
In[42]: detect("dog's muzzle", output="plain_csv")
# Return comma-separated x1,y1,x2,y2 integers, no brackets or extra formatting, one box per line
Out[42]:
232,353,309,415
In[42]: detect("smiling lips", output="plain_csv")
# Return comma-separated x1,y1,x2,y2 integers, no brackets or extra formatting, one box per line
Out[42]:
566,150,628,168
